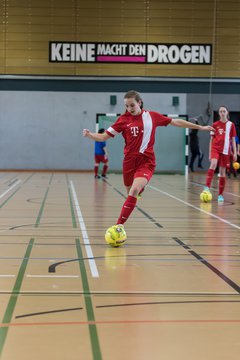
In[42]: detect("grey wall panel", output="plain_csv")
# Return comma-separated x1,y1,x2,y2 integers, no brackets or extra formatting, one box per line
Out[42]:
0,91,186,170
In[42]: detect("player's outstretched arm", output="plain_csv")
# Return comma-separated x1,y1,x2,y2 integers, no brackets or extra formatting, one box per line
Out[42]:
170,119,214,132
83,129,111,141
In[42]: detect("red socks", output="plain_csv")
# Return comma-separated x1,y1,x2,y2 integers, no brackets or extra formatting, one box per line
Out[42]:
219,177,226,195
102,165,108,176
95,164,108,176
206,169,215,187
117,195,137,225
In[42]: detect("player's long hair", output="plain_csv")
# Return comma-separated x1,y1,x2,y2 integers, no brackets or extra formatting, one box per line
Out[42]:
124,90,143,109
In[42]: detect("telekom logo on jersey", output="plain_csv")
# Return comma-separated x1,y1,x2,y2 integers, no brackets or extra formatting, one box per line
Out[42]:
130,126,139,136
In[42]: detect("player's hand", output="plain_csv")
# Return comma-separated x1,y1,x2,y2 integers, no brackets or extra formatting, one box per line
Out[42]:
83,129,90,137
233,153,237,162
201,125,215,132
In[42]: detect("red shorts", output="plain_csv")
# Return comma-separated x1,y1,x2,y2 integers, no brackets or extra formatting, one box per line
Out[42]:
95,155,108,164
122,155,155,187
211,149,230,168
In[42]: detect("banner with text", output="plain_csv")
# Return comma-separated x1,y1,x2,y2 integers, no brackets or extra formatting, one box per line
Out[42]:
49,42,212,65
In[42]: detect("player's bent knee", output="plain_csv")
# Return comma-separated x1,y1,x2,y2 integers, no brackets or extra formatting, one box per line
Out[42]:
129,187,141,197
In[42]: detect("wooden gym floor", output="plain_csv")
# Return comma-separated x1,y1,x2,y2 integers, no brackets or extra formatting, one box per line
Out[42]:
0,171,240,360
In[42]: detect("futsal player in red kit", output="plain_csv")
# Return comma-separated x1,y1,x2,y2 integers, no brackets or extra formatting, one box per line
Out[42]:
202,105,237,202
83,90,214,232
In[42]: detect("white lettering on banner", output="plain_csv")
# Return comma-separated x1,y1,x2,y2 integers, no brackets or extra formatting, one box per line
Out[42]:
62,44,71,61
51,43,62,61
180,45,191,63
50,43,95,61
129,44,146,56
168,45,180,63
147,45,160,63
191,46,199,63
199,46,211,63
49,42,211,64
70,43,75,61
97,44,127,55
147,44,211,64
75,44,95,61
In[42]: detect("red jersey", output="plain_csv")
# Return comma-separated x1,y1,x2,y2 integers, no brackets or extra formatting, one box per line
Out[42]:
106,110,172,160
211,120,236,155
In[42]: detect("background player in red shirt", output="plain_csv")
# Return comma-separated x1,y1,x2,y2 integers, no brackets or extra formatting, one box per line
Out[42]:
203,105,237,202
83,90,214,230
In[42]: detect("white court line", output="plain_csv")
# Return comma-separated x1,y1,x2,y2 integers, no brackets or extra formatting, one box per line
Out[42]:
0,275,15,278
149,185,240,230
26,275,80,278
0,180,21,199
70,181,99,278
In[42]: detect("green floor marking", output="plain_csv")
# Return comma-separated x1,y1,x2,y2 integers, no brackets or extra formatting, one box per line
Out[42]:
35,173,53,227
0,172,53,357
0,239,34,357
76,239,102,360
67,187,77,228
